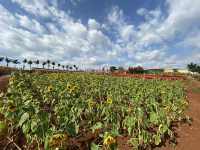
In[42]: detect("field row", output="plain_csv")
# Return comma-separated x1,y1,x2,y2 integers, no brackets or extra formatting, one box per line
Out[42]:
0,72,188,149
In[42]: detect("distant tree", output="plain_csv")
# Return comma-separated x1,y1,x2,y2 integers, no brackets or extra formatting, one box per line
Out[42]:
27,60,33,70
12,59,20,68
75,66,78,71
23,59,27,70
118,66,124,72
66,65,69,71
42,62,47,69
0,57,4,66
127,67,134,74
57,63,61,70
52,62,55,70
110,66,117,72
5,57,12,67
187,62,200,73
73,65,76,70
46,60,51,69
69,66,73,70
62,65,65,70
34,60,40,68
128,66,144,74
173,69,178,73
146,69,164,74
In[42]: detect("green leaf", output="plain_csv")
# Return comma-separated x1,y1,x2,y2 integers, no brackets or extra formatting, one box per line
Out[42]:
90,142,101,150
75,123,79,134
150,112,158,124
91,122,103,133
44,135,49,150
19,112,29,127
154,134,161,145
31,119,38,133
22,121,31,134
129,138,139,149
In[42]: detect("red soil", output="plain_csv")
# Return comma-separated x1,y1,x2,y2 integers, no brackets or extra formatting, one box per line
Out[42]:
155,80,200,150
0,75,9,92
111,72,186,80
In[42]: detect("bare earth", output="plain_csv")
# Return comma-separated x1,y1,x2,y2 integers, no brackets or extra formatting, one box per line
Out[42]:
156,80,200,150
0,76,200,150
0,75,9,92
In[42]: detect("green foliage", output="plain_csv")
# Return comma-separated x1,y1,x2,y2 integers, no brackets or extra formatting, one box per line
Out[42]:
1,72,188,149
145,69,164,74
187,62,200,73
110,66,117,72
118,66,124,71
128,66,145,74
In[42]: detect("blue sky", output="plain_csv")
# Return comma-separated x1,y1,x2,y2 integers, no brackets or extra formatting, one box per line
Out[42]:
0,0,200,69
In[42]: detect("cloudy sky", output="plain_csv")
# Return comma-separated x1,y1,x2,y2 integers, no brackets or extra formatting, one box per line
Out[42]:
0,0,200,69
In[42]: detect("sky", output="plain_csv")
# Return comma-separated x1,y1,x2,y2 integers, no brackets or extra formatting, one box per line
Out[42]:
0,0,200,69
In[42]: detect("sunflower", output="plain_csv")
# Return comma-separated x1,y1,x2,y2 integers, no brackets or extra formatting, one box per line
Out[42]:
88,98,95,108
47,85,53,92
49,133,68,147
66,83,72,90
69,88,74,94
106,97,113,105
103,134,116,145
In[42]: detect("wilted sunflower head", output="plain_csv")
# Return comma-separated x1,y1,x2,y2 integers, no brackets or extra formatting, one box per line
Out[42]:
8,102,16,112
106,97,113,105
49,133,68,147
47,85,53,92
66,83,72,90
88,98,95,108
128,107,132,113
103,133,116,145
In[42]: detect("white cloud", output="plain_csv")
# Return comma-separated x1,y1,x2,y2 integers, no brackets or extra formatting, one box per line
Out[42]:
12,0,50,17
158,0,200,38
88,19,100,30
0,0,200,68
16,15,46,33
135,50,165,61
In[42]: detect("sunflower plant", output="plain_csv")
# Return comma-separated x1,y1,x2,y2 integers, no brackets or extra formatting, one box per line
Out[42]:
1,72,188,150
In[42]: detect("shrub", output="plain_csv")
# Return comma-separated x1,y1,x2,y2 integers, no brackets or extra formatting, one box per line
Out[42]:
128,66,145,74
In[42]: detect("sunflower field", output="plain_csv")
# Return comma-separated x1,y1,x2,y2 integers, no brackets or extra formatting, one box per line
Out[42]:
0,72,188,150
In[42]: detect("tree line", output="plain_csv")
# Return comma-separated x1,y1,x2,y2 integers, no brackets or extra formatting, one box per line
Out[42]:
187,63,200,73
0,57,78,71
109,66,146,74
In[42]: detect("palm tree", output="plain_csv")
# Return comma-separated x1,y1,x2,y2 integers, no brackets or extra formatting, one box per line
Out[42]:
23,59,27,70
27,60,33,70
34,60,40,68
46,60,51,69
57,63,61,70
75,66,78,71
52,62,55,70
69,66,73,71
73,65,76,70
66,65,69,71
12,59,20,68
0,57,4,66
62,65,65,70
5,57,12,67
73,65,78,71
42,62,47,69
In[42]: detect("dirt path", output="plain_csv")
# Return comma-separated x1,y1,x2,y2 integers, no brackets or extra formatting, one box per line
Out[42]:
156,80,200,150
0,75,9,92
